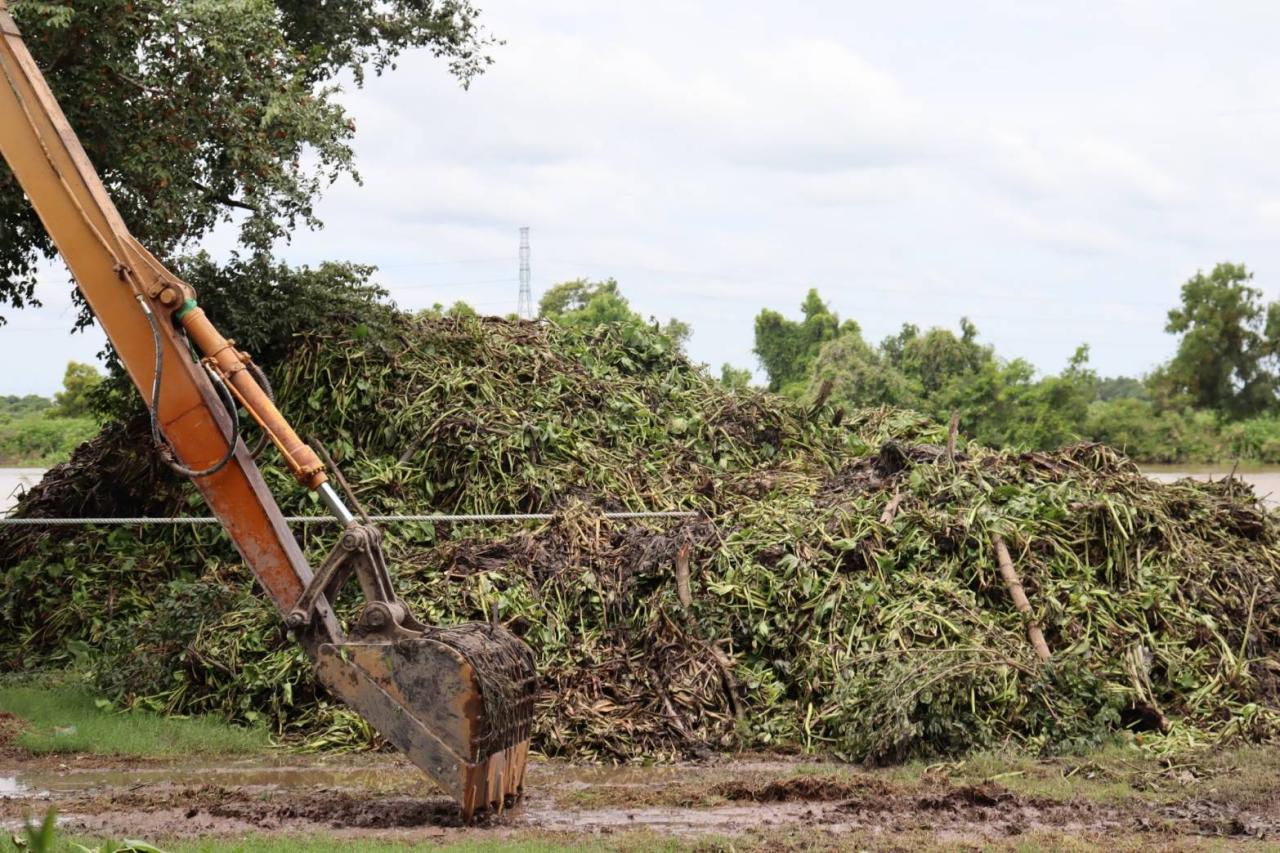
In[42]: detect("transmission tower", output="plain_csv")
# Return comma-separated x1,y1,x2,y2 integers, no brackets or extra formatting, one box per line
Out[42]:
517,226,533,320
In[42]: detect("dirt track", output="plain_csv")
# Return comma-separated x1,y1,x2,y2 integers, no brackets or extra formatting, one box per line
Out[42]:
2,749,1279,850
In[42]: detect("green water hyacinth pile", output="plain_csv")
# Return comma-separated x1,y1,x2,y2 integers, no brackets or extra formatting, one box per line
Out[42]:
2,313,1277,761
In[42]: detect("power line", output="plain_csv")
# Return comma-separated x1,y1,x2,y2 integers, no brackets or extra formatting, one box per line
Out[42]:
376,256,516,269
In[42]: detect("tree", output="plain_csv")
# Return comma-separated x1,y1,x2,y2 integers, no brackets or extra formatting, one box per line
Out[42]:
49,361,103,417
811,316,1095,451
1154,263,1278,417
881,318,989,397
173,252,387,362
753,289,857,394
87,252,390,417
416,300,477,318
719,364,752,391
538,278,690,347
0,394,52,417
1095,376,1147,402
0,0,497,325
809,327,917,410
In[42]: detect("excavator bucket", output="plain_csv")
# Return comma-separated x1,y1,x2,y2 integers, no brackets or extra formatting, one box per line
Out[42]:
288,524,538,820
313,623,537,819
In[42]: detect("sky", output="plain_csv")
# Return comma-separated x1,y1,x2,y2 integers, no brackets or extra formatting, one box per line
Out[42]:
6,0,1280,395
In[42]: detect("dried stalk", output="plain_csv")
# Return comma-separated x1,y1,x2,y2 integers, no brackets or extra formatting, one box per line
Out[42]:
674,541,693,610
993,534,1051,663
879,491,903,525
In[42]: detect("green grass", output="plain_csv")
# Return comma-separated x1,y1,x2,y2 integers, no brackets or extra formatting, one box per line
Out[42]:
0,684,266,758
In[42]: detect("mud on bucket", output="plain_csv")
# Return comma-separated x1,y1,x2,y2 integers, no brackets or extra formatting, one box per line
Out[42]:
314,622,537,819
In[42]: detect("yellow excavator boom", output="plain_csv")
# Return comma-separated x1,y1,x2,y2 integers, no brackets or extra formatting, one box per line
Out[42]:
0,1,535,818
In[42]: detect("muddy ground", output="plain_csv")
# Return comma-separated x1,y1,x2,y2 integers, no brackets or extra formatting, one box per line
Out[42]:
2,745,1279,851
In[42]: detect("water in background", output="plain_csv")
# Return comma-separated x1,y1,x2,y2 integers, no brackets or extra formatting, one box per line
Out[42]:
0,468,45,514
1141,465,1280,508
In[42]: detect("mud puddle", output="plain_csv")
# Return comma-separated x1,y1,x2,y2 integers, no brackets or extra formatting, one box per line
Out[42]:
1,755,1276,846
3,763,424,797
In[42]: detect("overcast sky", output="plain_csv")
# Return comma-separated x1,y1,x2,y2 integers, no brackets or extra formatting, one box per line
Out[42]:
7,0,1280,395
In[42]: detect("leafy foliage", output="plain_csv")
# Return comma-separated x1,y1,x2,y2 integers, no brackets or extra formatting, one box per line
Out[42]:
719,363,752,390
539,278,690,348
809,315,1097,452
0,364,101,465
1153,263,1280,417
1096,375,1148,402
0,413,96,466
91,254,389,418
752,289,857,394
50,362,103,418
779,270,1280,462
0,393,52,417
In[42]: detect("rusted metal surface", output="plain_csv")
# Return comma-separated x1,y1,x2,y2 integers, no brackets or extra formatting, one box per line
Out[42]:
313,625,536,819
296,526,538,817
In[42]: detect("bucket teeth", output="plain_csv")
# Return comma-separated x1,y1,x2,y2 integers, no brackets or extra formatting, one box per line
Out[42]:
431,622,537,821
461,739,530,820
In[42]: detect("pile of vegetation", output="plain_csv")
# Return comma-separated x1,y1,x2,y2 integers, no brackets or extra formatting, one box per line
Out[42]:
2,312,1278,763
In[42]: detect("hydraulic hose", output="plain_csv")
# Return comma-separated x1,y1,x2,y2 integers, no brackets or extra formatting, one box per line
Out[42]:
137,295,240,478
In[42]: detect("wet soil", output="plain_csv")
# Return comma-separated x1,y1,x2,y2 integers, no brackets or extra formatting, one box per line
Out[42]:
1,751,1277,849
0,712,21,747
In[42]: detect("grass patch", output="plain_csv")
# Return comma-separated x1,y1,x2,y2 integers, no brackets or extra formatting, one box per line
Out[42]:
0,684,265,758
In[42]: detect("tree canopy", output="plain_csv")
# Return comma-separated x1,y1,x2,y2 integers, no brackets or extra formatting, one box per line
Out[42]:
0,0,496,324
49,361,104,418
799,299,1099,450
752,289,857,394
538,278,690,347
1151,263,1280,417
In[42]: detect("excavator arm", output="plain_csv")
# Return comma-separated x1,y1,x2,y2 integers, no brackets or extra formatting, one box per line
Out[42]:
0,2,534,819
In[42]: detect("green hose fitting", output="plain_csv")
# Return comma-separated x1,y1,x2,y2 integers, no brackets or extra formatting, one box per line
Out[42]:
174,297,198,321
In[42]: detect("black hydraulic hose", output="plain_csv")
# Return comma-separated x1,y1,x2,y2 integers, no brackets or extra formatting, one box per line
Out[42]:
137,295,240,478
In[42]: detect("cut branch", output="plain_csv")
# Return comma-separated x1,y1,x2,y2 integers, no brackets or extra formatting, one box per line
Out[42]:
674,541,692,610
879,491,903,526
993,534,1051,663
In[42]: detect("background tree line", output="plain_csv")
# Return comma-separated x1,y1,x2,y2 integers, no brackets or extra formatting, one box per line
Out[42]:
740,262,1280,464
0,362,102,465
482,262,1280,466
354,263,1280,466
